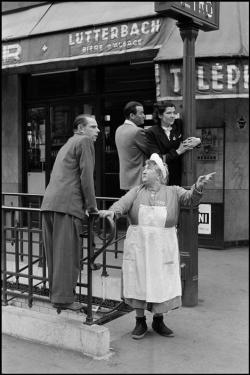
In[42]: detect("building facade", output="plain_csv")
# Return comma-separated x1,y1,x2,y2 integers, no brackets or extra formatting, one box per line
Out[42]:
2,1,249,248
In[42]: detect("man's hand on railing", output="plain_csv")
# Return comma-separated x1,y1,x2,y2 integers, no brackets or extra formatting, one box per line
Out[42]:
85,208,99,217
98,210,115,220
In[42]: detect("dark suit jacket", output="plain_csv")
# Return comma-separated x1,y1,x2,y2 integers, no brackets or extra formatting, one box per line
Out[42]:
145,119,183,186
41,134,97,219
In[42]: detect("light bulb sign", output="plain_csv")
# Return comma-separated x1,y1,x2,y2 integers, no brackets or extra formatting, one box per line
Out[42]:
154,2,219,31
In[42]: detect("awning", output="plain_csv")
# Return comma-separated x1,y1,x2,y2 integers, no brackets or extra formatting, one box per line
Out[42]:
2,2,249,72
2,2,177,71
2,1,157,40
155,2,249,60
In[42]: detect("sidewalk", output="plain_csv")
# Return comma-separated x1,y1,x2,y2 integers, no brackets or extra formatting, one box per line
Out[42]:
2,247,249,374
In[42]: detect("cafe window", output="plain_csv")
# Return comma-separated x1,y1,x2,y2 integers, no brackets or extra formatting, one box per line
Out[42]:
26,107,47,194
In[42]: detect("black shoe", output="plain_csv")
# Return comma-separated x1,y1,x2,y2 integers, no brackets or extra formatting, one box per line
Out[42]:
131,316,148,339
152,315,174,337
52,302,84,311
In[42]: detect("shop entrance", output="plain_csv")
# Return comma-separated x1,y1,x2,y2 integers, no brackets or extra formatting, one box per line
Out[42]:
23,62,156,199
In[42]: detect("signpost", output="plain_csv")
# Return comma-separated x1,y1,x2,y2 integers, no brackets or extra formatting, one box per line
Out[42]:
155,1,220,306
154,2,220,31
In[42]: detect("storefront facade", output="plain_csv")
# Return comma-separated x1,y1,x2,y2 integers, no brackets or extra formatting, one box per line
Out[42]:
2,2,249,248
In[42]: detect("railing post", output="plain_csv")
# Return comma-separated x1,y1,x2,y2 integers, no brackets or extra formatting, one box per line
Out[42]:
85,212,96,325
2,209,8,305
14,221,20,287
27,211,33,308
101,217,109,277
38,210,43,267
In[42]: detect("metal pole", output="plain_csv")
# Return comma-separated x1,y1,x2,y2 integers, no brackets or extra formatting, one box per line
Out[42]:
177,21,199,186
177,21,199,307
85,213,95,324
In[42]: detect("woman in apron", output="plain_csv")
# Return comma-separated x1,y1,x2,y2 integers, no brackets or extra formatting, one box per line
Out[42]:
99,154,215,339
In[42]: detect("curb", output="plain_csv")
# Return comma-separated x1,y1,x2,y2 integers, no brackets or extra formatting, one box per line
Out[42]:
2,305,110,358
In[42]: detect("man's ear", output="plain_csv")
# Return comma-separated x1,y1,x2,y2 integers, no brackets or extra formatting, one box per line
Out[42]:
78,124,85,133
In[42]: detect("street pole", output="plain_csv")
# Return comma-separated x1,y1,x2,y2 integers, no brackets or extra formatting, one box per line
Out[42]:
177,21,199,307
178,21,199,186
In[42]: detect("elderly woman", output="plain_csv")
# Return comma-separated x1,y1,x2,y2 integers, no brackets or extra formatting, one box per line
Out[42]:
99,154,215,340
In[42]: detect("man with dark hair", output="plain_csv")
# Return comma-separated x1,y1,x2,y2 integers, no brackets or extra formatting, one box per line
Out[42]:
115,101,150,191
41,114,100,310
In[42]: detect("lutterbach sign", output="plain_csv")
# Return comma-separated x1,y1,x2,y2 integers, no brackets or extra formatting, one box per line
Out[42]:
2,17,167,69
154,1,220,31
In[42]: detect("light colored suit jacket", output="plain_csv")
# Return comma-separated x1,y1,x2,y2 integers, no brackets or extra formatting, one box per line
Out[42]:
41,134,96,219
115,121,150,190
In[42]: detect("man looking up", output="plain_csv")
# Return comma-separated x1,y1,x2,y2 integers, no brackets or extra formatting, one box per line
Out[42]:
41,114,100,311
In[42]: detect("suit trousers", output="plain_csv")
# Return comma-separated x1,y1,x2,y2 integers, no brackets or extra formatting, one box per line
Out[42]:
42,211,83,304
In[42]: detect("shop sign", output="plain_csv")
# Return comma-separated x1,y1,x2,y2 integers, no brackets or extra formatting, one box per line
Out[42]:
154,1,219,31
2,17,167,69
157,58,249,99
198,204,211,235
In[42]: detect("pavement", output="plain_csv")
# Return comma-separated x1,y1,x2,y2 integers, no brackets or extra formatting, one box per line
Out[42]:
2,246,249,374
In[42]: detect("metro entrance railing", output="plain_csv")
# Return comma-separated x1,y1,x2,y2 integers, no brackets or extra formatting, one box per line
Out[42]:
1,192,198,325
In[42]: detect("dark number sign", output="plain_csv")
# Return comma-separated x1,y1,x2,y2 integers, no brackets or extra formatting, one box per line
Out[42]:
154,2,219,31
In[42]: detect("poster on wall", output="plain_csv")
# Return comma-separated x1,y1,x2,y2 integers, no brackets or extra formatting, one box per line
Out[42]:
198,204,212,235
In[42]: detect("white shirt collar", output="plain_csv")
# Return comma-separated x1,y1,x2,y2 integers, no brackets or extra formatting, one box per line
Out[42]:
124,119,137,126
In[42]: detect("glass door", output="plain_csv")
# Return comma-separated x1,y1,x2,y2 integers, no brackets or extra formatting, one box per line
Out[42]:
26,107,47,194
48,104,73,174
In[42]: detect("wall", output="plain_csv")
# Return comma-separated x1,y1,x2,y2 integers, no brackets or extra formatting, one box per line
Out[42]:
2,74,23,193
170,97,249,245
223,98,249,243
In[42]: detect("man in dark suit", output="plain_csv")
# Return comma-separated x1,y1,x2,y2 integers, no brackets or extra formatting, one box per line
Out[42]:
115,101,150,191
41,114,100,310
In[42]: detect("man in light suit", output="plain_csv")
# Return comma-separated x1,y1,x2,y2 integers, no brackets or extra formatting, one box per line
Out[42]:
41,114,100,310
115,101,150,191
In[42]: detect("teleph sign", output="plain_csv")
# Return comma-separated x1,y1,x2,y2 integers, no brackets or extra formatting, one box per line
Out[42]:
154,2,219,31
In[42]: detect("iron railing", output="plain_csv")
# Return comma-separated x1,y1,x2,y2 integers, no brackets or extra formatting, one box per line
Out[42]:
2,192,198,325
1,192,131,325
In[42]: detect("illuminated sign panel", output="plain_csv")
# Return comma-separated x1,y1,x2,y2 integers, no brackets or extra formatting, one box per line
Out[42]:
154,2,219,31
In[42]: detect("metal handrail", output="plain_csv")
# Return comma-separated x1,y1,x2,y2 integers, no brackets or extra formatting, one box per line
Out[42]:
1,204,121,325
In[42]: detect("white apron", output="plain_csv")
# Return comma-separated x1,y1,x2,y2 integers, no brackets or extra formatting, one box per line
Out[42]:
122,204,182,303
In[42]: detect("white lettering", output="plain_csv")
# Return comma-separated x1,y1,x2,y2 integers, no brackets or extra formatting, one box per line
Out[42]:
198,66,209,90
244,65,249,89
205,1,213,18
130,23,140,36
212,64,223,90
198,2,205,14
75,32,83,44
141,21,150,34
227,64,241,89
93,29,101,42
151,18,161,33
2,44,21,61
85,30,92,43
102,28,109,40
68,34,75,46
110,27,118,40
170,68,181,93
121,24,128,38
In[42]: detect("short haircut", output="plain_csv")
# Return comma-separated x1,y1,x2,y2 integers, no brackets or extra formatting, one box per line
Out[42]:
73,114,92,131
153,101,176,125
123,101,143,119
